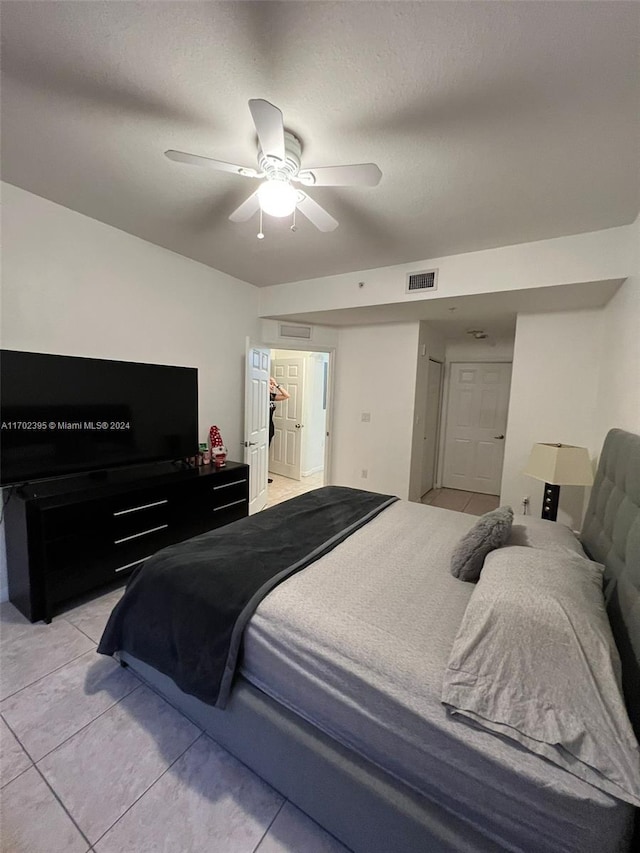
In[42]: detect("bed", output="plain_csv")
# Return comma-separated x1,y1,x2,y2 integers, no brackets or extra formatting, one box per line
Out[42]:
99,428,640,853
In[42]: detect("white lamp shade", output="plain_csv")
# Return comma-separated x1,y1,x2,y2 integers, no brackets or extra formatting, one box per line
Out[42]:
523,443,594,486
257,180,297,217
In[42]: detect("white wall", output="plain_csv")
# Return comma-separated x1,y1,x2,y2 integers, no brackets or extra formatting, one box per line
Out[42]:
501,216,639,531
444,337,515,363
500,309,603,529
332,323,420,499
0,183,260,602
259,318,339,351
593,215,640,447
260,225,635,317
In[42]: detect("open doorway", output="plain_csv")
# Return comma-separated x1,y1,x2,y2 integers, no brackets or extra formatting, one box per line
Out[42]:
268,349,329,503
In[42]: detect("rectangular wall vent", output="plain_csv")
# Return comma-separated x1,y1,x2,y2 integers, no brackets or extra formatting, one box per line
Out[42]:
278,323,313,340
406,269,438,294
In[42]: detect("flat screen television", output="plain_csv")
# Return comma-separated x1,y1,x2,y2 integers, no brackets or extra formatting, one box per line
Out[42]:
0,350,198,487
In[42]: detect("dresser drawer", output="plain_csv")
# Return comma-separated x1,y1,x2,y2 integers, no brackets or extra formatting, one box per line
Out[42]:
111,499,170,540
180,473,248,507
44,522,174,576
40,499,106,540
211,474,249,504
107,486,172,517
209,498,249,529
40,485,175,540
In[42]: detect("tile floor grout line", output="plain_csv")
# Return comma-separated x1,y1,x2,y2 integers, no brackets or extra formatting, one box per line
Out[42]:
33,761,94,851
0,712,34,790
251,797,287,853
1,711,35,763
0,644,99,704
0,760,32,790
0,644,137,711
88,730,206,849
27,682,144,766
62,613,112,645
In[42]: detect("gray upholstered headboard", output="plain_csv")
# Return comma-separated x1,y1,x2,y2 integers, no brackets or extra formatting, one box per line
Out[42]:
581,428,640,734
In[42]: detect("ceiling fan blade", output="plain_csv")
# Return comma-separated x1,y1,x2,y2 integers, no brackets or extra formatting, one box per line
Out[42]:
296,163,382,187
296,192,338,232
229,192,260,222
248,99,285,163
165,150,259,178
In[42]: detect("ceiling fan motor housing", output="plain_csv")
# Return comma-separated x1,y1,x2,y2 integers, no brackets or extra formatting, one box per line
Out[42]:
258,131,302,181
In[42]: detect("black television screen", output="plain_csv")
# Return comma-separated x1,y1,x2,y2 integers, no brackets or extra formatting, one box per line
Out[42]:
0,350,198,486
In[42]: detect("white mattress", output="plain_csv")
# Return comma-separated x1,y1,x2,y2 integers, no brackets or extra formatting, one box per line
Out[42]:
241,501,634,853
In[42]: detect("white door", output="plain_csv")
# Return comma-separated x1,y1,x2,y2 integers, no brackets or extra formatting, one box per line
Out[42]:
421,359,443,496
269,356,304,480
244,343,270,514
442,362,512,495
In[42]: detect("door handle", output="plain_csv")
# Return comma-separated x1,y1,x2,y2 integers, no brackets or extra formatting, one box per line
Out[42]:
295,424,302,429
244,441,257,447
494,435,505,440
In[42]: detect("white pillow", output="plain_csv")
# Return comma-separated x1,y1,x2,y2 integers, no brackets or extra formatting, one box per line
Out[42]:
442,545,640,806
508,514,586,555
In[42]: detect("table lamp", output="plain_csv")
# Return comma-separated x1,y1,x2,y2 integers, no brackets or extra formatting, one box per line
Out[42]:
523,443,593,521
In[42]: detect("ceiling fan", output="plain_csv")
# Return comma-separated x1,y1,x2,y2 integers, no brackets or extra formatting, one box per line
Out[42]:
165,99,382,235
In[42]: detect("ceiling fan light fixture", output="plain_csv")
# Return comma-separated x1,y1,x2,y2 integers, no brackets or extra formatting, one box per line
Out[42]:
257,179,297,217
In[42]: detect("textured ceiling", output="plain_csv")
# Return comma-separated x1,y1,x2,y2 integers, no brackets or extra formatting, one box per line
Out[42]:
1,1,638,287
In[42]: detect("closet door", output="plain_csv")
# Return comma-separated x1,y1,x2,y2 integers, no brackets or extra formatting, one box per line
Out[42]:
442,362,511,495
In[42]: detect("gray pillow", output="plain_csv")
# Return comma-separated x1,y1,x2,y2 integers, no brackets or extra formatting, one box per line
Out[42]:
442,546,640,806
450,506,514,582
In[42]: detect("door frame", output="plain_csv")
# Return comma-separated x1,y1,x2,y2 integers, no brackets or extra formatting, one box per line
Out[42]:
437,360,513,492
243,340,271,514
247,343,336,486
421,358,444,497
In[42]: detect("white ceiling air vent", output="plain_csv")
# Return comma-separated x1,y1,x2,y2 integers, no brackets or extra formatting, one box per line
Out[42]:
278,323,312,341
406,269,438,294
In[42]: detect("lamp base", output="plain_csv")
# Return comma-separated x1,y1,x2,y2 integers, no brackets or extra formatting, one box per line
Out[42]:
541,483,560,522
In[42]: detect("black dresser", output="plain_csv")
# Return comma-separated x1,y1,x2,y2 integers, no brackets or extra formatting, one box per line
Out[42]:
4,460,249,623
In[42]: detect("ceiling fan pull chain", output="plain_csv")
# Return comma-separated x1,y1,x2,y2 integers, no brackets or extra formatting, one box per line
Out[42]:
257,207,265,240
291,207,297,232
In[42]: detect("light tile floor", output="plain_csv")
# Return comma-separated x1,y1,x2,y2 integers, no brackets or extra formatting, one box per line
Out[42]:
266,471,324,507
421,487,500,515
0,590,351,853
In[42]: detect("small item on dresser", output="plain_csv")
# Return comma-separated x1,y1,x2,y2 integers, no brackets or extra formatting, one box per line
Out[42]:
212,446,227,468
209,425,227,468
199,442,211,465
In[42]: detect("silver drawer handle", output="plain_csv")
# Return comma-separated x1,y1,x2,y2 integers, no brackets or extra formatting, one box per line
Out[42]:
213,499,246,512
114,524,168,545
114,555,153,573
113,499,168,517
213,479,247,490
